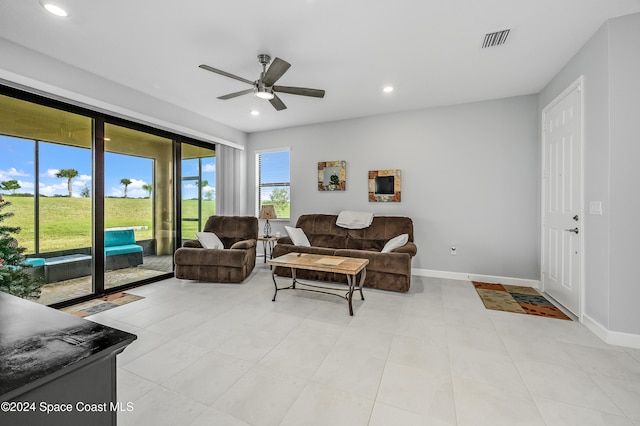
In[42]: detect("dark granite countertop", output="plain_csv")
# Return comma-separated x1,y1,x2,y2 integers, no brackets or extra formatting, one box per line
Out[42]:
0,292,137,401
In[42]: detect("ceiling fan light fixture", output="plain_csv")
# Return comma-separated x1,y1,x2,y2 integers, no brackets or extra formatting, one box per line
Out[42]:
254,89,275,100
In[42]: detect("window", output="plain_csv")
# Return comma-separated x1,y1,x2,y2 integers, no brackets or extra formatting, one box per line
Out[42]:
181,143,216,240
256,149,290,220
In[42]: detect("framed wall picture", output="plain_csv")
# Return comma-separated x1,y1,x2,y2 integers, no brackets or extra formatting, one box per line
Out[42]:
368,169,401,202
318,161,346,191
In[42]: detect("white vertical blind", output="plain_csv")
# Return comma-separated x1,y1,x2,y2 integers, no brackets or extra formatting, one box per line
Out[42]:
216,144,246,215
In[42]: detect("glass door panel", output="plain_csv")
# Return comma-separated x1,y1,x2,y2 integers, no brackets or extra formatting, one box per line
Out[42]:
0,93,93,305
104,123,174,289
181,144,216,242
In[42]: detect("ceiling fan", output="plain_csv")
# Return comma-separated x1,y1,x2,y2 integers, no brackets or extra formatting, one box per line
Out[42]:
199,54,325,111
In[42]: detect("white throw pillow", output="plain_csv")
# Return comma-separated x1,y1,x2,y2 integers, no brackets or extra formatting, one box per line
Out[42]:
381,234,408,253
196,232,224,249
285,226,311,247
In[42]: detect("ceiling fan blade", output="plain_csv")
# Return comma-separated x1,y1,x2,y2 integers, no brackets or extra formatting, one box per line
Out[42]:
273,85,325,98
217,88,254,100
269,94,287,111
199,64,254,85
262,58,291,87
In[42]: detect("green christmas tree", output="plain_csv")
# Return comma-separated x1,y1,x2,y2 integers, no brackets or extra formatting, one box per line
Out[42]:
0,198,43,299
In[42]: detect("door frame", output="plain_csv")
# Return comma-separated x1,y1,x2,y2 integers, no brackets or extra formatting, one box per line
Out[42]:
540,75,585,321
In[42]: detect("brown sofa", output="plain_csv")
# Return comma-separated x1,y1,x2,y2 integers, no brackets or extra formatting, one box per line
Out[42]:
272,214,417,292
174,216,258,283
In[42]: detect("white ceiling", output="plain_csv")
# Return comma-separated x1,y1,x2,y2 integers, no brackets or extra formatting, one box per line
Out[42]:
1,0,639,134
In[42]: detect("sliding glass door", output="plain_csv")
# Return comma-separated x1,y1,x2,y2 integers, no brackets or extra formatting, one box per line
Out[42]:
1,86,214,307
181,144,216,241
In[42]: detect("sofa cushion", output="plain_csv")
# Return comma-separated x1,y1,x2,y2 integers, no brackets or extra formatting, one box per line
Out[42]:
285,226,311,247
296,214,348,248
203,215,259,248
346,216,414,251
104,229,136,247
174,247,249,268
197,232,224,249
25,257,46,267
381,234,409,253
105,244,143,256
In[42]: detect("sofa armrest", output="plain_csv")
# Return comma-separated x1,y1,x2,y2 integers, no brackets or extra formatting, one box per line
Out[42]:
276,236,293,245
182,239,202,248
392,242,417,257
231,239,257,250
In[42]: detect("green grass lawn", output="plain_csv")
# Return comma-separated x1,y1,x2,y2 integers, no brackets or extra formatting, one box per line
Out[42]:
3,196,216,253
2,196,295,253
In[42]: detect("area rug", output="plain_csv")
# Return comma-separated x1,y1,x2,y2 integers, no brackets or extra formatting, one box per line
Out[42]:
60,292,144,317
472,281,571,320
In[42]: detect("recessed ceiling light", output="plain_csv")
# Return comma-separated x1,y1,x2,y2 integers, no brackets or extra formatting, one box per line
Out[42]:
250,110,260,116
383,86,394,93
41,2,69,17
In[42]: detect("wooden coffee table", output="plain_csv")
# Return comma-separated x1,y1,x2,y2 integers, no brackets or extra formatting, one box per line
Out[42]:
268,252,368,316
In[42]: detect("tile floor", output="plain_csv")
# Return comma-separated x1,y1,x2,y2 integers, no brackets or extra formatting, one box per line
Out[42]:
85,263,640,426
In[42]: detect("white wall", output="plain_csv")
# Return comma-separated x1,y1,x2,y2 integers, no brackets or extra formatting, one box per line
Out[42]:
539,12,640,338
608,13,640,334
0,37,247,148
248,95,540,281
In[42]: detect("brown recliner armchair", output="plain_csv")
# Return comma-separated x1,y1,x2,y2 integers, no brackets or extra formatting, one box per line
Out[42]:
174,216,258,283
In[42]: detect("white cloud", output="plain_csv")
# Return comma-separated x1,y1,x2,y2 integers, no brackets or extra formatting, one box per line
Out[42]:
126,178,146,189
39,182,68,197
72,175,92,186
203,163,215,173
0,167,30,180
127,188,148,198
17,180,34,190
184,183,197,189
45,168,60,178
109,187,123,197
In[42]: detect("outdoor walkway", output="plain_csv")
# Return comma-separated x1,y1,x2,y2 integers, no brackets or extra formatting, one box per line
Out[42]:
36,255,173,306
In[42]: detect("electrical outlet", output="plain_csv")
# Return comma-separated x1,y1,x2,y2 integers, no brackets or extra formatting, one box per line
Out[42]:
450,246,457,256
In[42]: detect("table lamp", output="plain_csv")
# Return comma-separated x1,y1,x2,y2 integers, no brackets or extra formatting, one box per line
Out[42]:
259,205,277,237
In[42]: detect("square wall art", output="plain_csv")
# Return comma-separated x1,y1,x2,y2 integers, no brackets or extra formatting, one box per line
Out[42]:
368,169,401,202
318,161,346,191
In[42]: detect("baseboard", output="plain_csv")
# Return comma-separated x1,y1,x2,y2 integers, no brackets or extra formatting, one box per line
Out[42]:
582,314,640,350
411,268,540,289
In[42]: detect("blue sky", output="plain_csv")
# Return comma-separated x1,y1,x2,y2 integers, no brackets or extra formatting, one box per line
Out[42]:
259,150,290,201
182,157,216,200
0,135,215,199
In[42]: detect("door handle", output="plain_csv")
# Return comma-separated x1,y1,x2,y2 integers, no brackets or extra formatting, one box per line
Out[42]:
565,228,579,234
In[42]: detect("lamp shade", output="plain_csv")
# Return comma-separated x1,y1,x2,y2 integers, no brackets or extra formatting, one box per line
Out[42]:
259,205,277,220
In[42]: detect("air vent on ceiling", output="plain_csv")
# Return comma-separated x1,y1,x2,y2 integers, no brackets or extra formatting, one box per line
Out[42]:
482,29,511,48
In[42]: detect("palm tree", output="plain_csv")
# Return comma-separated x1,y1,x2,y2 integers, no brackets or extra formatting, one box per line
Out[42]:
55,168,79,197
120,178,132,198
142,183,152,198
0,180,21,195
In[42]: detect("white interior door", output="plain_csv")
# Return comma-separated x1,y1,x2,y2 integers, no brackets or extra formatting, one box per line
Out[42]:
541,78,583,316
